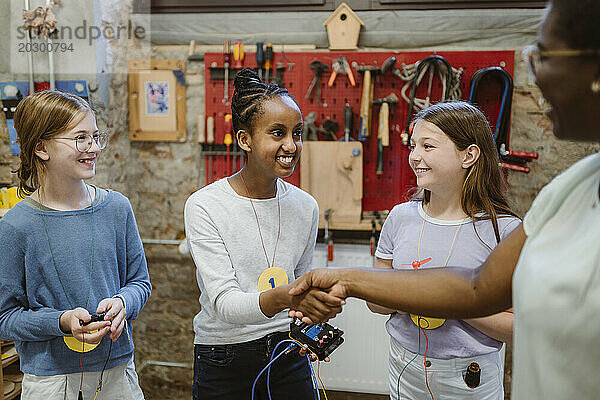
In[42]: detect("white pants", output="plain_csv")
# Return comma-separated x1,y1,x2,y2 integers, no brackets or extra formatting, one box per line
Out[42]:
21,357,144,400
389,338,504,400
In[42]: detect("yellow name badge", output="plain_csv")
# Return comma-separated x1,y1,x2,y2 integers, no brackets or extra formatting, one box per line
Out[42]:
64,333,100,353
410,314,446,330
258,267,288,291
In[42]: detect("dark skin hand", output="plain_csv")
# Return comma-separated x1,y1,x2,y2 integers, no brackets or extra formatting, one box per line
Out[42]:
260,283,344,322
366,257,514,344
259,284,342,362
289,224,526,323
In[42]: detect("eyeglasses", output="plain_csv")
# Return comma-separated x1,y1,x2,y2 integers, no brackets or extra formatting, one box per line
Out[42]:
53,131,109,152
522,44,600,77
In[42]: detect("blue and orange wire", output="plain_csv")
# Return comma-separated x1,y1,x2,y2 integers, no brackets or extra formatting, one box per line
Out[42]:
288,334,329,400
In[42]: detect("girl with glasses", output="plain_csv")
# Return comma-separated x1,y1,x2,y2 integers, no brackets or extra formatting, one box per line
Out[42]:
0,90,151,400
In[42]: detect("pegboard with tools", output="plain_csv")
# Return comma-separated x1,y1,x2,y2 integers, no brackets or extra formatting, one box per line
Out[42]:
203,50,514,213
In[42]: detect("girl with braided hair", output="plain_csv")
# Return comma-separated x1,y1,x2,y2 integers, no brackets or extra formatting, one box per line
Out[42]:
184,68,343,400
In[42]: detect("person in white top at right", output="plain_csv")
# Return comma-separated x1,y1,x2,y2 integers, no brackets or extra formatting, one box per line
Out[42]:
289,1,600,398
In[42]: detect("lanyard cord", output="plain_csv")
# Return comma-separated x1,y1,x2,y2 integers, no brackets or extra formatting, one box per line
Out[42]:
418,202,467,268
240,173,281,269
40,185,95,309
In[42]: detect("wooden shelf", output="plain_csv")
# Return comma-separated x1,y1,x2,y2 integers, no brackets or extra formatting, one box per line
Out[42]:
1,349,18,369
1,356,18,369
1,340,23,400
3,382,21,400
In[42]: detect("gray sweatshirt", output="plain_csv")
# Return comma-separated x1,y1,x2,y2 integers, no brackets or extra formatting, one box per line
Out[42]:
184,178,319,345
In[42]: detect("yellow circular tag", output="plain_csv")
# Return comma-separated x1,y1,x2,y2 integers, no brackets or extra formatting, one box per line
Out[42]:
410,314,446,330
258,267,288,291
64,332,100,353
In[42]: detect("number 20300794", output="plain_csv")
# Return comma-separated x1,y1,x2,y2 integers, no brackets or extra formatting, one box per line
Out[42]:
18,42,74,52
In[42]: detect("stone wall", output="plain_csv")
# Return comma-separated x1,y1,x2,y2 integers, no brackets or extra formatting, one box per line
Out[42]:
1,3,599,400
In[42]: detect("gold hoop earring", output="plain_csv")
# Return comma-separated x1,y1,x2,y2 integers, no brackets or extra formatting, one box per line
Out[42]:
591,79,600,94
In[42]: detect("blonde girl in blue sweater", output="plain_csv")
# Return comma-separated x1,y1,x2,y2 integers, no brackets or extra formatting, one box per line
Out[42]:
0,90,151,400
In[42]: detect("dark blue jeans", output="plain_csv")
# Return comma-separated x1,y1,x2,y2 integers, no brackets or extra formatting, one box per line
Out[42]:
193,331,316,400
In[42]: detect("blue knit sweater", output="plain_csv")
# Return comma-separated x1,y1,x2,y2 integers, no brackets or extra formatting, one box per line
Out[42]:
0,190,151,375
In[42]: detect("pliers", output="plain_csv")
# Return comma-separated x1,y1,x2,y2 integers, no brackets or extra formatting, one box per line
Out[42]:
328,56,356,87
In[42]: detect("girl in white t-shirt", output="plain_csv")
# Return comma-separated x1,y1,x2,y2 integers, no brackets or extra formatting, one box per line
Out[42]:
368,101,520,400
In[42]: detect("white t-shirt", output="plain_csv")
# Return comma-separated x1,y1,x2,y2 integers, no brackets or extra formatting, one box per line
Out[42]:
184,178,319,345
376,201,520,359
513,152,600,399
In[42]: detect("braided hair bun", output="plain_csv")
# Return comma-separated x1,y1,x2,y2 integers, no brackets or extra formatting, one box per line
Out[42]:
230,68,292,133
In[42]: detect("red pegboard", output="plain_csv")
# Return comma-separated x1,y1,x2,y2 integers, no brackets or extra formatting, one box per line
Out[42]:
204,50,514,212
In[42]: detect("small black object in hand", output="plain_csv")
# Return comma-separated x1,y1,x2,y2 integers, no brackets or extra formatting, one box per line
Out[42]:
80,313,106,326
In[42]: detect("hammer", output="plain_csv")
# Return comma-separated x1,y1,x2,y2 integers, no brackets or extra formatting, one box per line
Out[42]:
381,57,404,79
356,64,380,141
373,93,399,175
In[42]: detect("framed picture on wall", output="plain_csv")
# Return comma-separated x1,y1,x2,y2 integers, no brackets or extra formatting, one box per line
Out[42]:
128,59,186,142
145,81,170,115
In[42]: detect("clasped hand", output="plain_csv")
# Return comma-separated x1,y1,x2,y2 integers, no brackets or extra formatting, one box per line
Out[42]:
59,297,126,343
288,269,348,324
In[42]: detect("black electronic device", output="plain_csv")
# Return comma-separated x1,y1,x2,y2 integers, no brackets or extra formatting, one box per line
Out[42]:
80,313,106,326
289,319,344,360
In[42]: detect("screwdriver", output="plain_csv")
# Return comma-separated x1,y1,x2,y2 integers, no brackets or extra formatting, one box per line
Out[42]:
224,114,233,176
233,40,244,69
256,42,264,80
264,43,273,83
206,116,215,185
370,219,376,258
344,104,353,141
222,40,231,104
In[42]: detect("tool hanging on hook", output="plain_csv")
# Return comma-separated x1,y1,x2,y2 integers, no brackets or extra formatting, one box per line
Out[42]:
264,43,273,83
222,40,232,104
469,66,538,173
305,60,329,104
328,56,355,87
224,114,233,176
233,40,244,68
400,55,462,145
373,93,398,175
256,42,264,80
324,209,334,264
356,64,381,141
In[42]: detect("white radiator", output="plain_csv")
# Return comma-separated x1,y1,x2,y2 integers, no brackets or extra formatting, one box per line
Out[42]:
312,243,390,395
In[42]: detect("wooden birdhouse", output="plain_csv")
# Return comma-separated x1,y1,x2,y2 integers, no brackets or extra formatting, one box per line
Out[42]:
323,2,364,50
